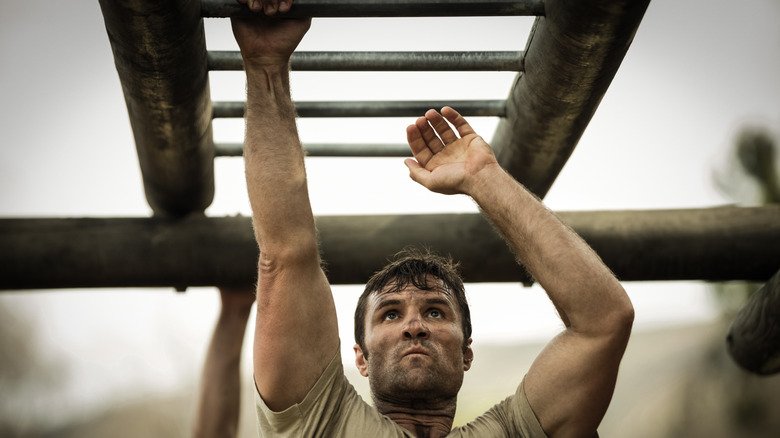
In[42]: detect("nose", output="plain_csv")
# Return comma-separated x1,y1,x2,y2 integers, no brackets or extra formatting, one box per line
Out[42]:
403,316,429,340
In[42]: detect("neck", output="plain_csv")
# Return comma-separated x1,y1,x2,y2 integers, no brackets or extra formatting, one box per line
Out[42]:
373,394,457,438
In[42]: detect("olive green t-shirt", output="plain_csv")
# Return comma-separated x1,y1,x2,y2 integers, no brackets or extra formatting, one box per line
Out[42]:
255,352,548,437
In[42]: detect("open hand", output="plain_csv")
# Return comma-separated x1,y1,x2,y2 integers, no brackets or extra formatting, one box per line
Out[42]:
405,107,499,195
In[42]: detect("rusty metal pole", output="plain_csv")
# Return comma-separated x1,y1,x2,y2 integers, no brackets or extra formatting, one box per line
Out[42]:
212,100,506,118
491,0,650,198
2,206,778,290
99,0,215,217
208,50,524,71
215,142,411,157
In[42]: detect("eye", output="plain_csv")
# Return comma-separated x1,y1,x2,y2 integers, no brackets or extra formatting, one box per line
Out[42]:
384,310,399,321
428,309,443,318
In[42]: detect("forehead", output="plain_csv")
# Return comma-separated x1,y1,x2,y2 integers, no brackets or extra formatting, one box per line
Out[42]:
367,281,457,310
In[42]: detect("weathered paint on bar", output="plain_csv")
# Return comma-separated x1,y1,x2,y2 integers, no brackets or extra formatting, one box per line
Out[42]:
2,206,778,289
212,100,506,118
99,0,215,217
208,51,524,71
216,142,411,157
492,0,650,198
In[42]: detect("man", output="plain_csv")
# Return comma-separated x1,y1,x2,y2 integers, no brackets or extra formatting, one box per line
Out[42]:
233,2,634,436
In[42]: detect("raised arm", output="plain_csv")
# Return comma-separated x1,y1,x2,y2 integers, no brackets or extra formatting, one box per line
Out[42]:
405,107,634,436
232,12,339,411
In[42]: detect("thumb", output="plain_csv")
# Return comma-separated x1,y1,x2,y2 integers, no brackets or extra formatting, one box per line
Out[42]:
404,158,431,187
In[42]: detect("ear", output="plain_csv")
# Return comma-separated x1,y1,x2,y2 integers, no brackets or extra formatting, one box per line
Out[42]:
463,337,474,371
354,344,369,377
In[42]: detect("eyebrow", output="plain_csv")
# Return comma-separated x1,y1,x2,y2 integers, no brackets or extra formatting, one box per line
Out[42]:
374,297,454,313
375,299,402,312
424,297,454,309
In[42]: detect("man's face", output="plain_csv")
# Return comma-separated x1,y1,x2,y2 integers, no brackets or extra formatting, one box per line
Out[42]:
354,280,473,402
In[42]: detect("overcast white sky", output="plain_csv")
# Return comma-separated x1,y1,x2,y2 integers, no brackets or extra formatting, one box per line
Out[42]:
1,0,779,427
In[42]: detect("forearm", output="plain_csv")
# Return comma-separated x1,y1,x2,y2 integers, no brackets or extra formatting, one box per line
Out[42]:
241,60,339,411
194,305,252,438
467,165,633,333
244,62,317,256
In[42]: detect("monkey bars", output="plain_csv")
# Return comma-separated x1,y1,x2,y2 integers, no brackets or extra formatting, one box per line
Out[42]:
39,0,775,301
96,0,649,216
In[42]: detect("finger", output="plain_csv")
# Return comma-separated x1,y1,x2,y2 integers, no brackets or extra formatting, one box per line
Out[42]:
415,116,445,154
264,0,278,15
406,124,434,167
441,106,476,137
425,109,458,145
248,0,263,12
278,0,291,12
404,158,433,188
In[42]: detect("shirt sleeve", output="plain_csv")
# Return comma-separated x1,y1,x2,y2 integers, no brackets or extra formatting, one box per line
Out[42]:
254,352,345,436
254,351,411,437
514,378,549,437
453,377,548,438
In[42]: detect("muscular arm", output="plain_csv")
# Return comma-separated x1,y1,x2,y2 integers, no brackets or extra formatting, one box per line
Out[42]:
405,107,633,437
232,13,339,411
464,160,632,437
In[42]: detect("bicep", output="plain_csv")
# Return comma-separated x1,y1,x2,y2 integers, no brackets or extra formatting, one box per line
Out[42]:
524,326,631,436
253,249,340,412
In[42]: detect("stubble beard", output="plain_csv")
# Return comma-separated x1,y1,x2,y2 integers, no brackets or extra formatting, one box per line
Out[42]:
368,348,464,404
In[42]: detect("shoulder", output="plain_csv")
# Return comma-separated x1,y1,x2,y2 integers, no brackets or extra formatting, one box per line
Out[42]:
451,378,548,438
255,352,411,437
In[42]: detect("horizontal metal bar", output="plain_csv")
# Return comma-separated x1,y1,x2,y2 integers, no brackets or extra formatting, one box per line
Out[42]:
216,142,411,157
208,51,524,71
2,206,778,289
201,0,545,18
212,100,506,118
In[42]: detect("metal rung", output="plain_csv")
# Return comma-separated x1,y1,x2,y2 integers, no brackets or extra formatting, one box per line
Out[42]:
201,0,545,18
212,100,506,118
216,142,411,157
208,51,524,71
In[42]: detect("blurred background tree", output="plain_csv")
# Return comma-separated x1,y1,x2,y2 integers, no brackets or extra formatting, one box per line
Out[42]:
660,126,780,437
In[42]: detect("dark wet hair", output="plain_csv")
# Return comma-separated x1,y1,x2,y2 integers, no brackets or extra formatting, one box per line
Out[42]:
354,247,472,358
